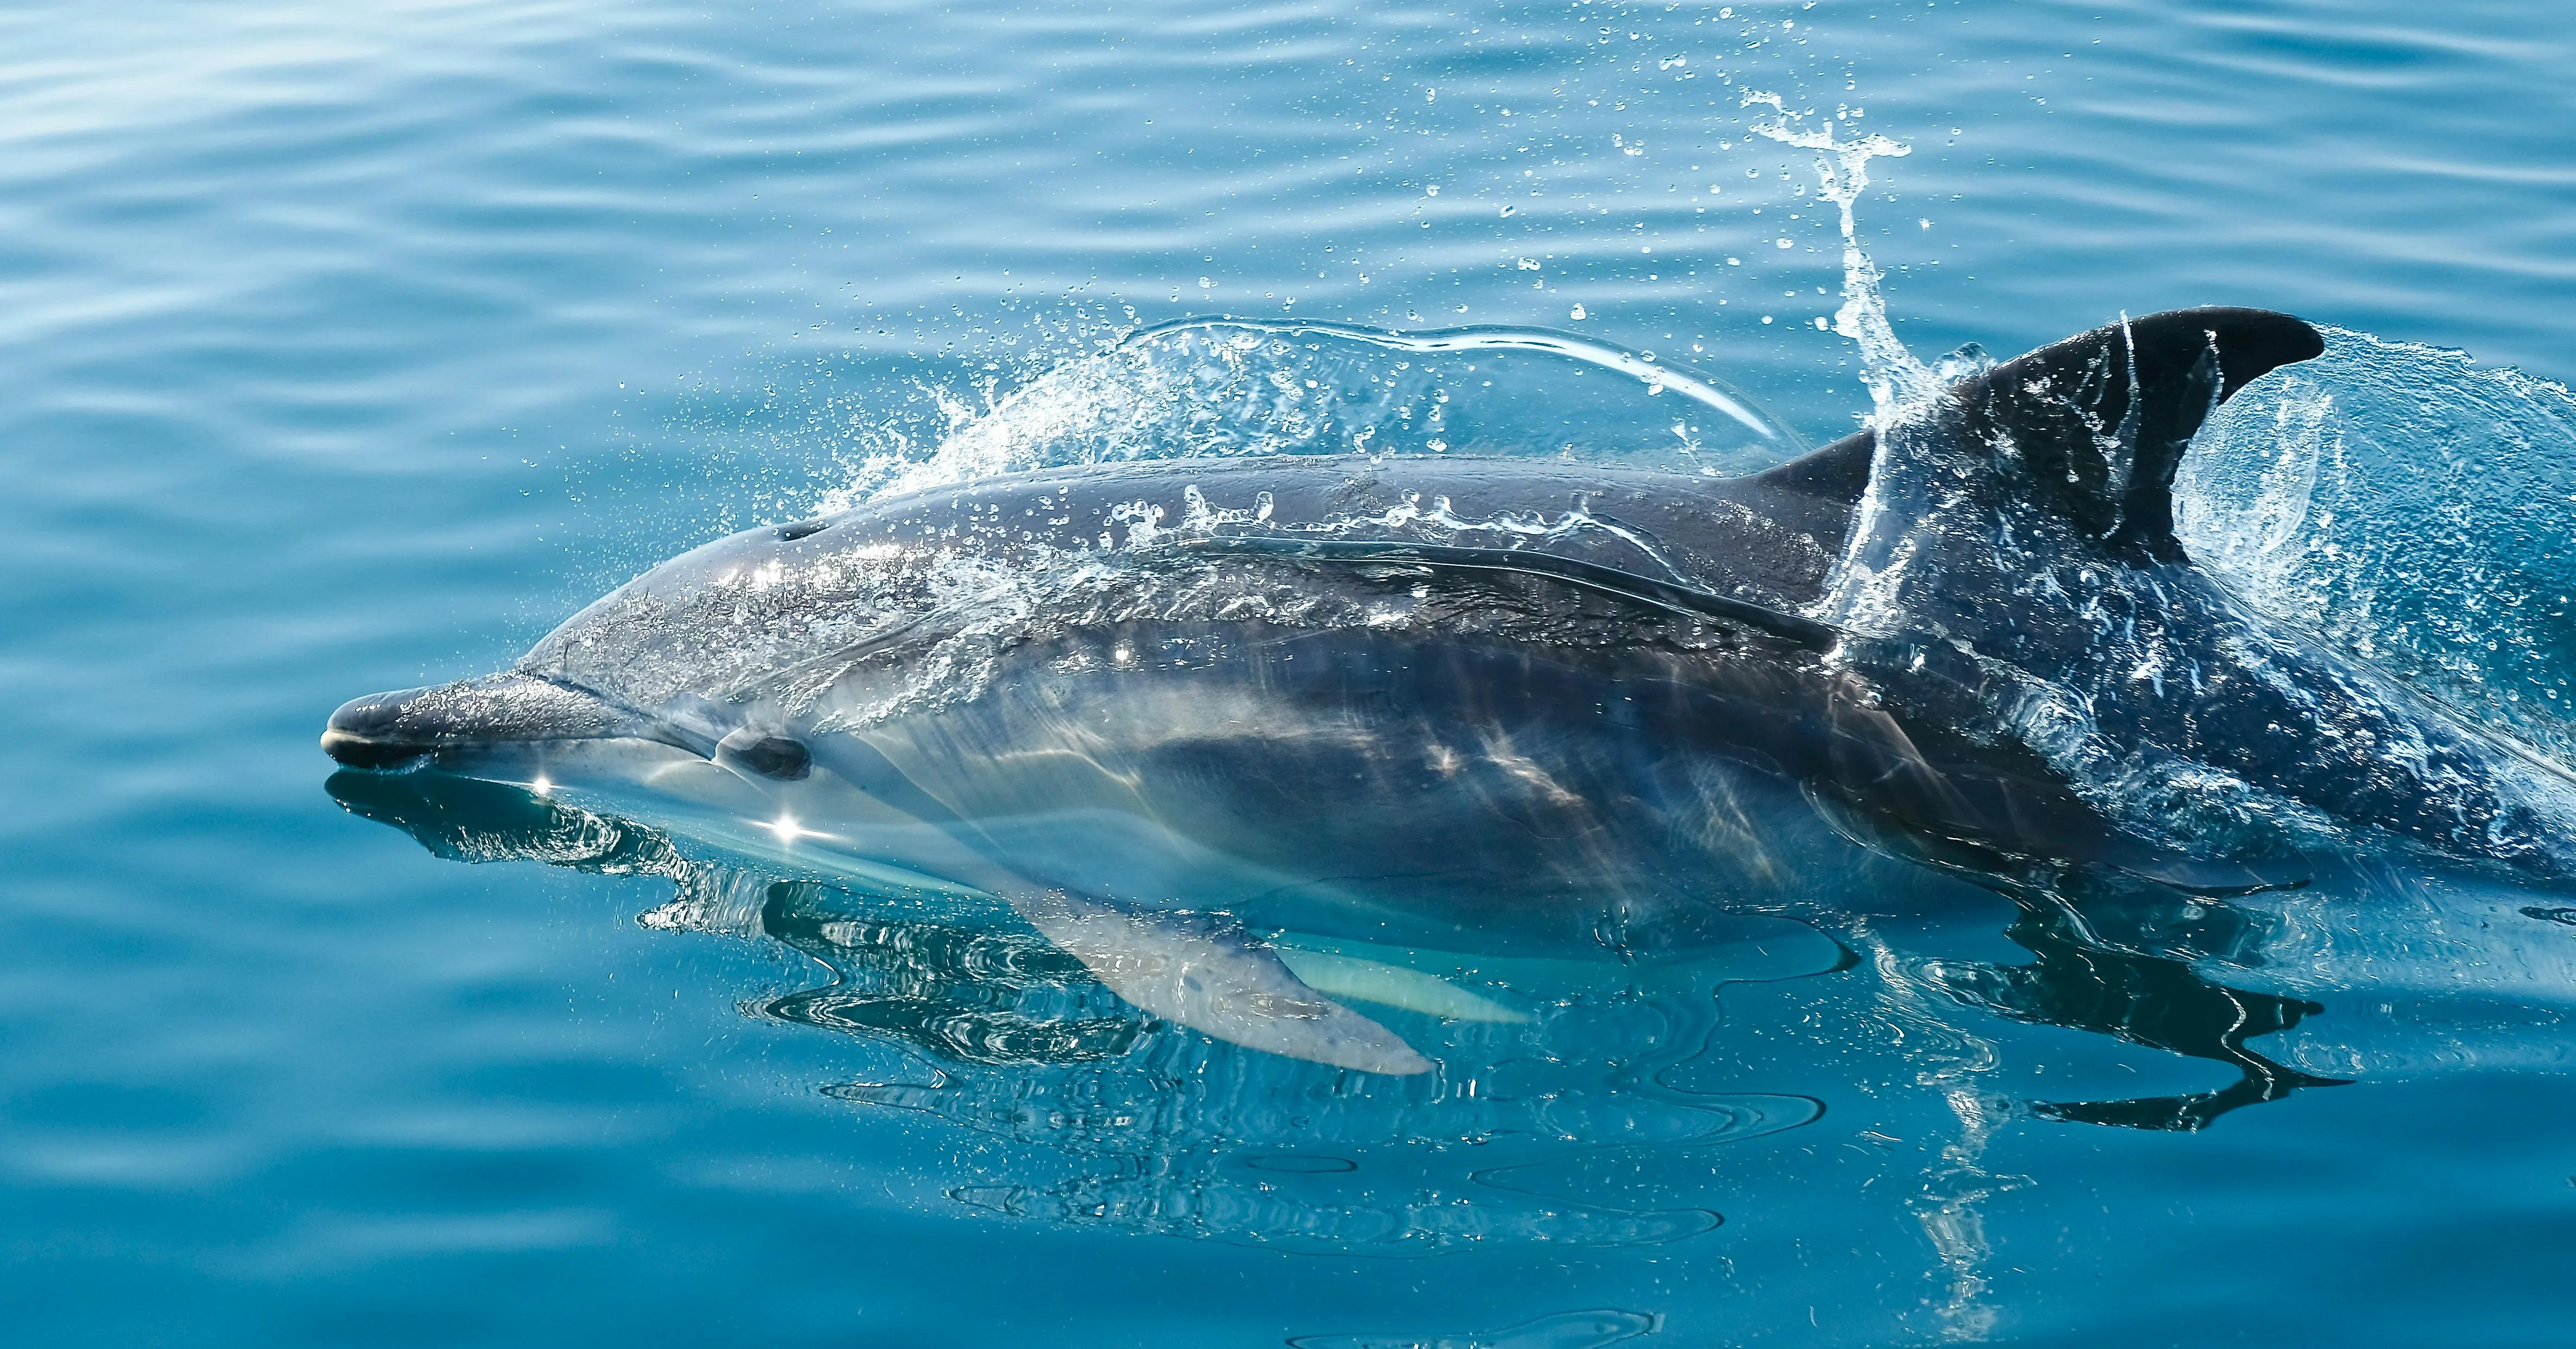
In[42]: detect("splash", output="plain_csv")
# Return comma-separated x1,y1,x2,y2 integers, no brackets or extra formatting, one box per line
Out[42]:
1743,95,2576,875
818,318,1807,515
2180,330,2576,766
1742,93,1947,637
1743,92,1933,416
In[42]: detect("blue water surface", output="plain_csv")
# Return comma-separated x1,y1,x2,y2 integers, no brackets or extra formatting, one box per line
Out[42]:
6,2,2576,1345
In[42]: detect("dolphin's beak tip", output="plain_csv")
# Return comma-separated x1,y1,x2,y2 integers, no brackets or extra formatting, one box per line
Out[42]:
320,725,418,770
322,689,432,769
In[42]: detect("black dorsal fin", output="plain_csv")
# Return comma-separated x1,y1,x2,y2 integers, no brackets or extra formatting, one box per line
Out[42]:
1750,308,2324,563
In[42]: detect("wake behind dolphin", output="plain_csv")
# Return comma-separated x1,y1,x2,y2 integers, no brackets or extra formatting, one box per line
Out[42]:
321,306,2576,1076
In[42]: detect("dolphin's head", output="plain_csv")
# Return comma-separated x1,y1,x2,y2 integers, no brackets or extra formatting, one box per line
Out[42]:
322,508,908,782
317,511,981,904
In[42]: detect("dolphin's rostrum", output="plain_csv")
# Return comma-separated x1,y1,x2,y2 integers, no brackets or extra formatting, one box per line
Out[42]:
323,307,2574,1074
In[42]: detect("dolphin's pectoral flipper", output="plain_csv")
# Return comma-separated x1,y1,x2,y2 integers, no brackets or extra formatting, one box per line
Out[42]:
1009,892,1435,1075
1270,943,1533,1024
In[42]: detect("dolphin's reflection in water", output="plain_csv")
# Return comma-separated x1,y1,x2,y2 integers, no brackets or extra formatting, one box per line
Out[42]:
1930,897,2347,1132
327,768,2350,1265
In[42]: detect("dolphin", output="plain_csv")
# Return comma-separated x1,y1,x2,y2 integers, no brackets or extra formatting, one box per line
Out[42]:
321,306,2576,1074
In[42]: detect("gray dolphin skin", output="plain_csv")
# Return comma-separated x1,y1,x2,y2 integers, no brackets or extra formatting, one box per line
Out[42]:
321,307,2576,1074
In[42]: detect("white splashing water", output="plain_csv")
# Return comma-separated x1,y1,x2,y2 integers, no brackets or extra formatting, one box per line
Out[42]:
1742,90,2576,859
818,318,1806,516
1744,91,1934,416
1742,104,2035,1338
1743,93,1952,637
2181,330,2576,763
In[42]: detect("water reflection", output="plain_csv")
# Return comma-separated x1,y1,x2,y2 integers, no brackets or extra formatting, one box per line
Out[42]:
330,769,1837,1250
325,768,2374,1265
755,893,1143,1067
1927,897,2349,1132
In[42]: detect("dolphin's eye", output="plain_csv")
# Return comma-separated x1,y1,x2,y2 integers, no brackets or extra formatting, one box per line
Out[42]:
774,518,833,542
716,726,813,781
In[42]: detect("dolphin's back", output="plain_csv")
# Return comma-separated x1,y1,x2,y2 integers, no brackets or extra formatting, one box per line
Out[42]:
524,305,2325,720
516,453,1848,710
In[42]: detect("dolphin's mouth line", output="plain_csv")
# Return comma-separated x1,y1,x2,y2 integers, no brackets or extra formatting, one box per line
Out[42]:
321,670,732,772
316,727,443,771
317,724,662,772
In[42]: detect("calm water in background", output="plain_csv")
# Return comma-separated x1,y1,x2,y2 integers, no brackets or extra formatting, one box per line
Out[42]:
6,2,2576,1345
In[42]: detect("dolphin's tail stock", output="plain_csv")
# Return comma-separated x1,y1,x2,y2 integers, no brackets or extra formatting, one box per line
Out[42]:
1757,307,2576,884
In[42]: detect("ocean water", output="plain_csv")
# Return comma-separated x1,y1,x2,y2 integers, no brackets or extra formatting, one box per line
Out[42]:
7,2,2576,1345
